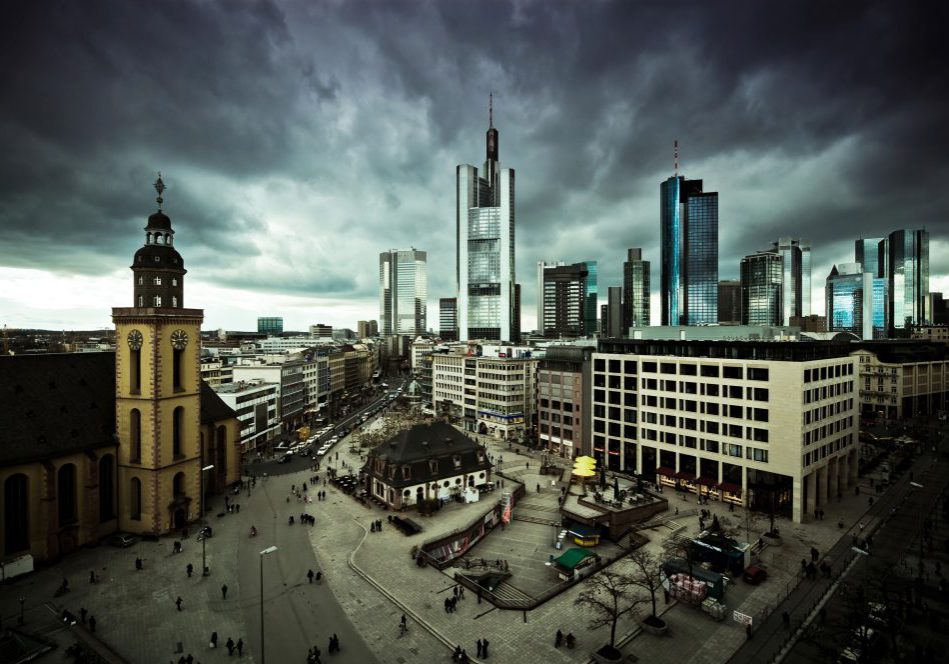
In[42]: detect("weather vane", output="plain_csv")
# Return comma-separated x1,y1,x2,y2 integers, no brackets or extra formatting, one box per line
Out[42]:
154,171,166,210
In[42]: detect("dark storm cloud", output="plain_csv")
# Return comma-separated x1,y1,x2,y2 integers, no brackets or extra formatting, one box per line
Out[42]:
0,0,946,328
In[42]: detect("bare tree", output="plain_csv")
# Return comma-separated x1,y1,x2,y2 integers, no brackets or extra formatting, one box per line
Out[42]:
574,569,643,652
627,549,666,626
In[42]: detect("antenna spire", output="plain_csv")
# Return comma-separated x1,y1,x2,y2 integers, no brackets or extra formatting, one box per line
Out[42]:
154,172,166,210
489,91,493,128
674,140,679,177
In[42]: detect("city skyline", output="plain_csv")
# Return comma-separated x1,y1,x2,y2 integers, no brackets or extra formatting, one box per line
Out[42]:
1,1,948,332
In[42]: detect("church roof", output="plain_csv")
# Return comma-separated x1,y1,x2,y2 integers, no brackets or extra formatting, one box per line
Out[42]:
0,351,237,468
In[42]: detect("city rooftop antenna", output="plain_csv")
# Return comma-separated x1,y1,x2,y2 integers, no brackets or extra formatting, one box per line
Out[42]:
674,139,679,177
489,91,493,128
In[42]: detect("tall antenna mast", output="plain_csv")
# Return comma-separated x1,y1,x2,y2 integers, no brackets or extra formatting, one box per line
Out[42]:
674,139,679,177
489,91,493,128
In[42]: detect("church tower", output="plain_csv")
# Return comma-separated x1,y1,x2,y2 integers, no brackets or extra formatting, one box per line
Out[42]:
113,175,204,534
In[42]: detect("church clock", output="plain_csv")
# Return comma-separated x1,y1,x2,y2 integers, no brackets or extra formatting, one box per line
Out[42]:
127,329,143,350
171,329,189,350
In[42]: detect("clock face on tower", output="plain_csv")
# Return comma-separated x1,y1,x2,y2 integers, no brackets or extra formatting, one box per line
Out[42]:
171,329,189,350
127,329,143,350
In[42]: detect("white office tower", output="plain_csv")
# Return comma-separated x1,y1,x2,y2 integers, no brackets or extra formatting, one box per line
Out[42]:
379,248,427,336
456,95,517,342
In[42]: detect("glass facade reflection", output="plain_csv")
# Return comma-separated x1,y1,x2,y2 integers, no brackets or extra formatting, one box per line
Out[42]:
772,238,811,325
741,252,783,325
886,229,929,331
825,263,888,339
379,248,427,336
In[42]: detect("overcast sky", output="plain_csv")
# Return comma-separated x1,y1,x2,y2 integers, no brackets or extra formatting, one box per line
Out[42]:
1,0,947,333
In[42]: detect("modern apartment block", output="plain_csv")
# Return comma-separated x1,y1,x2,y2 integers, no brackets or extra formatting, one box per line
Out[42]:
379,248,427,336
439,298,458,341
257,317,283,335
592,339,859,523
456,97,517,342
852,341,949,419
431,351,537,441
660,172,719,325
539,261,598,337
537,346,592,458
622,248,650,330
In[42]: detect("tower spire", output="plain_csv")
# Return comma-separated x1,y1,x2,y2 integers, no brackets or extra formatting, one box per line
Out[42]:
674,140,678,177
489,91,493,128
154,172,166,211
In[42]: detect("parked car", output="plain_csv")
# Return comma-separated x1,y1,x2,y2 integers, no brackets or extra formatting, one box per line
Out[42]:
277,454,293,464
742,565,768,584
106,533,139,548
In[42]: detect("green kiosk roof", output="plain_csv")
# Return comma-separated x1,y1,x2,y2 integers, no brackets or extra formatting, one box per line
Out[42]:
553,548,596,571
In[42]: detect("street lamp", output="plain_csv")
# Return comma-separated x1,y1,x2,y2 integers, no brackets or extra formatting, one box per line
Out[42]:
259,546,278,664
201,464,214,576
18,596,24,625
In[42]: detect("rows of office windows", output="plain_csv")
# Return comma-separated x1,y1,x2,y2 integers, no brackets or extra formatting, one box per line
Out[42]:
803,434,854,467
803,363,855,382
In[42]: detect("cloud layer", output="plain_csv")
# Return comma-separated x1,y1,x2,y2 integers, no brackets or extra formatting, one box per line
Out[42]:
1,0,947,331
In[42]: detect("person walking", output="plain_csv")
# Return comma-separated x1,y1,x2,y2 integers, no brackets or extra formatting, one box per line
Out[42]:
226,637,235,655
175,596,183,611
477,639,483,657
331,634,339,652
79,607,88,623
210,632,218,649
482,639,489,658
187,563,193,578
221,584,228,600
308,569,315,584
555,629,563,648
236,638,243,656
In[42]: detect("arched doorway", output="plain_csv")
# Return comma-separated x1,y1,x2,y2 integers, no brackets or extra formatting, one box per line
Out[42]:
415,486,424,506
4,474,29,554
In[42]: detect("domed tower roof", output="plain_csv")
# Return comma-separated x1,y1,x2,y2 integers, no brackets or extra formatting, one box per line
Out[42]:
131,173,187,309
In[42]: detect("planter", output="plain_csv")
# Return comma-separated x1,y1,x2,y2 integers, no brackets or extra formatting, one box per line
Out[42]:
591,644,624,664
640,615,668,635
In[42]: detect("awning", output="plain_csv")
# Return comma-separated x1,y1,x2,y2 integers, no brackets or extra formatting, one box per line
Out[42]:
696,476,718,486
716,481,743,495
553,547,596,571
655,466,676,477
674,471,696,481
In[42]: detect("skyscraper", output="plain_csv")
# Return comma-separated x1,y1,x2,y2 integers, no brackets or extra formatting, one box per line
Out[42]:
456,96,516,341
660,167,718,325
604,286,624,338
622,248,650,329
855,238,883,277
717,280,741,325
885,229,929,331
540,261,598,337
825,263,886,339
772,238,811,325
740,251,783,326
439,298,457,341
379,248,427,336
537,260,564,332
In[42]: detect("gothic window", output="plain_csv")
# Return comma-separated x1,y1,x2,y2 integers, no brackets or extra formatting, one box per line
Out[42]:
4,474,29,554
173,407,184,458
130,478,142,520
57,464,77,526
99,455,115,522
130,409,142,462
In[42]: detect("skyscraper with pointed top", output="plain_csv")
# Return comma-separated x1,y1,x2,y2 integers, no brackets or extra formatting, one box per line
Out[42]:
456,95,518,341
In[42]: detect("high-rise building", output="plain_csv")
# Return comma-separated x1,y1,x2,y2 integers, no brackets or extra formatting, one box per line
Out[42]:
741,252,783,326
855,238,884,277
539,261,597,338
379,248,427,336
772,238,811,325
622,249,650,330
536,260,564,332
439,297,458,341
604,286,624,338
356,320,377,339
826,263,876,339
257,317,283,335
309,324,333,338
456,96,516,341
717,280,741,325
884,229,929,331
660,170,718,325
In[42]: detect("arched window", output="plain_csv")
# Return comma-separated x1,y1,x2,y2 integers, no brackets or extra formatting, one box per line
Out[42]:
173,472,185,497
173,407,184,458
99,455,115,522
146,232,152,245
57,464,77,526
4,474,29,554
130,409,142,462
130,477,142,520
165,234,172,245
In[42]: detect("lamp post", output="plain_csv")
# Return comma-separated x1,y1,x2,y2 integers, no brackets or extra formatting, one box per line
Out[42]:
201,464,214,576
18,596,25,626
259,546,278,664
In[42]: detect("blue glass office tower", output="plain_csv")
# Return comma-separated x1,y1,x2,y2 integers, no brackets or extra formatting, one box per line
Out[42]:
885,229,929,331
855,238,883,277
661,176,718,325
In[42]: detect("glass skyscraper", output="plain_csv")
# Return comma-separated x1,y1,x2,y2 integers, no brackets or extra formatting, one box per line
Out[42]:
660,175,718,325
772,238,811,325
740,252,783,325
825,262,888,339
885,229,929,331
379,248,427,336
456,99,516,341
855,238,883,277
623,248,650,330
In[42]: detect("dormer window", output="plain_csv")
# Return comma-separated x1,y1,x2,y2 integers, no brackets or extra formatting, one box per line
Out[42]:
477,451,485,462
388,466,395,479
453,455,462,469
429,460,438,474
402,466,411,480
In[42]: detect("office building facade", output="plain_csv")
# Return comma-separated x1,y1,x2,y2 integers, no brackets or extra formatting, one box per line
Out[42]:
379,248,427,336
439,298,458,341
537,346,592,458
622,248,650,330
741,252,784,326
456,99,516,342
660,175,718,325
540,261,598,337
257,317,283,335
826,263,887,339
718,280,741,325
885,229,929,331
